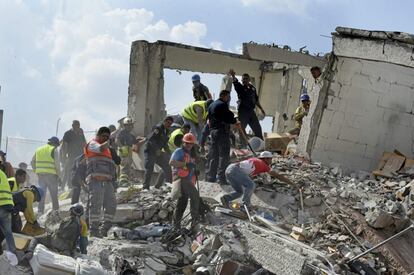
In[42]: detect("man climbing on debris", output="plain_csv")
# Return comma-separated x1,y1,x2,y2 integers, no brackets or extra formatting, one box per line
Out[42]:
31,136,62,215
61,120,86,189
168,123,191,152
10,185,45,236
84,127,117,237
230,69,265,141
220,151,295,210
192,74,212,101
116,117,137,183
8,168,27,192
143,116,173,190
288,94,311,136
0,168,17,256
181,100,213,143
24,203,88,259
170,133,200,228
206,90,241,185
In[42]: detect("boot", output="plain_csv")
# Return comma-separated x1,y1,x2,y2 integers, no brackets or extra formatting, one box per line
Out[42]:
89,222,102,238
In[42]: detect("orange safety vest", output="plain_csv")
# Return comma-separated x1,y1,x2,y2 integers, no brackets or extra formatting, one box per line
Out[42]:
176,151,196,185
84,140,114,183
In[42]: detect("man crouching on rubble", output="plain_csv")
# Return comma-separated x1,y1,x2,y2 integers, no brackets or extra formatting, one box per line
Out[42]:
170,133,200,228
220,151,295,210
24,204,88,260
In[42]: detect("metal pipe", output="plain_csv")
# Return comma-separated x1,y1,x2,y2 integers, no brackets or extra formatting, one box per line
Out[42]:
347,224,414,263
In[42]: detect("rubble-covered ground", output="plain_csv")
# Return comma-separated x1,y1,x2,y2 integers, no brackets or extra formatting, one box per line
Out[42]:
86,154,414,274
7,153,414,274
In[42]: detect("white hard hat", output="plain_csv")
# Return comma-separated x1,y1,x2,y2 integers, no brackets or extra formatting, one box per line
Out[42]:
123,117,133,125
258,151,273,159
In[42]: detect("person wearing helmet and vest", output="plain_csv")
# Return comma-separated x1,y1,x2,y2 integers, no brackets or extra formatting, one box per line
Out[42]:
84,126,117,237
10,185,45,236
288,94,311,136
0,169,17,256
220,151,295,210
181,100,213,143
170,133,200,228
8,168,27,193
143,116,174,190
31,136,62,215
115,117,137,183
168,123,191,152
24,203,88,260
192,74,212,101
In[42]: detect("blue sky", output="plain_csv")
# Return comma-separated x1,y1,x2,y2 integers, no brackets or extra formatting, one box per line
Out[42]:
0,0,412,165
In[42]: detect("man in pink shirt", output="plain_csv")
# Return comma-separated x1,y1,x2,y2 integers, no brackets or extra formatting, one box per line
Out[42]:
220,151,294,209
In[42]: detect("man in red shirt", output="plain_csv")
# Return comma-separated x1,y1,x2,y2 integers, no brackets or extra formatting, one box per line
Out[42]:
220,151,294,209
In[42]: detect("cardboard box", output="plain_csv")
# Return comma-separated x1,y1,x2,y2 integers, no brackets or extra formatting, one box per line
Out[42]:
264,133,292,153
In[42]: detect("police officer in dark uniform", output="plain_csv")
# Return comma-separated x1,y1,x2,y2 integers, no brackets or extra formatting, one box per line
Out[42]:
230,69,265,140
143,116,174,190
206,90,241,184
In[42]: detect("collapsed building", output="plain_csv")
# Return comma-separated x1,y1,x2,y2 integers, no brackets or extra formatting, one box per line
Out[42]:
127,27,414,173
4,27,414,275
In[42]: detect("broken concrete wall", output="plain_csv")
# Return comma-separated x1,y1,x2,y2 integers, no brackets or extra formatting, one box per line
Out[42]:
299,27,414,171
128,40,325,136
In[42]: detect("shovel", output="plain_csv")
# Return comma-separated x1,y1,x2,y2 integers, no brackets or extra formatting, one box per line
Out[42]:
297,187,310,224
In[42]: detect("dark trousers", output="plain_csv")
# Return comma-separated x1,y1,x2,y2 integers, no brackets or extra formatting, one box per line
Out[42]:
174,179,200,226
143,151,172,189
206,129,230,183
239,110,263,140
71,179,81,204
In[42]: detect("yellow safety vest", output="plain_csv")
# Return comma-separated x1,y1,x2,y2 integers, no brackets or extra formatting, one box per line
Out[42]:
7,177,19,192
168,128,184,152
182,101,207,123
35,144,57,175
0,170,13,207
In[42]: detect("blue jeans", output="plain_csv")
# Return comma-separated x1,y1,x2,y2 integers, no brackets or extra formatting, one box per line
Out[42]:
0,206,16,253
224,164,255,206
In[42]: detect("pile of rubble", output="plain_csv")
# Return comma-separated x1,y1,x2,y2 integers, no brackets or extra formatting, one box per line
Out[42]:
13,152,414,274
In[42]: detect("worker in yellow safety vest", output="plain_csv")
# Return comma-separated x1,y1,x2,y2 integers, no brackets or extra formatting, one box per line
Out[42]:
168,123,191,152
181,100,213,143
31,136,62,215
0,169,17,255
115,117,138,184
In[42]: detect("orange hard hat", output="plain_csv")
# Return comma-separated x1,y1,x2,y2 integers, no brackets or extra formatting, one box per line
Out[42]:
182,133,196,144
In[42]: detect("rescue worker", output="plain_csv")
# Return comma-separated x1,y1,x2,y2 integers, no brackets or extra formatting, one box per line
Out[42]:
143,116,173,190
84,127,117,237
11,185,44,235
61,120,86,189
115,117,137,183
0,169,17,256
230,69,265,140
181,100,213,143
24,203,88,258
310,66,323,96
220,151,295,210
0,151,14,178
8,168,27,192
168,123,191,152
192,74,212,101
170,133,200,227
31,136,61,215
206,90,241,185
289,94,311,136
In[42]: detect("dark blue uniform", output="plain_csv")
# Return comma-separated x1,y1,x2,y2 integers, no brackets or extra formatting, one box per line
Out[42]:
233,80,263,140
206,99,236,184
143,123,172,189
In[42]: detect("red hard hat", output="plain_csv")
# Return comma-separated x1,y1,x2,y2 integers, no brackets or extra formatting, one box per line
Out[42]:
182,133,196,144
